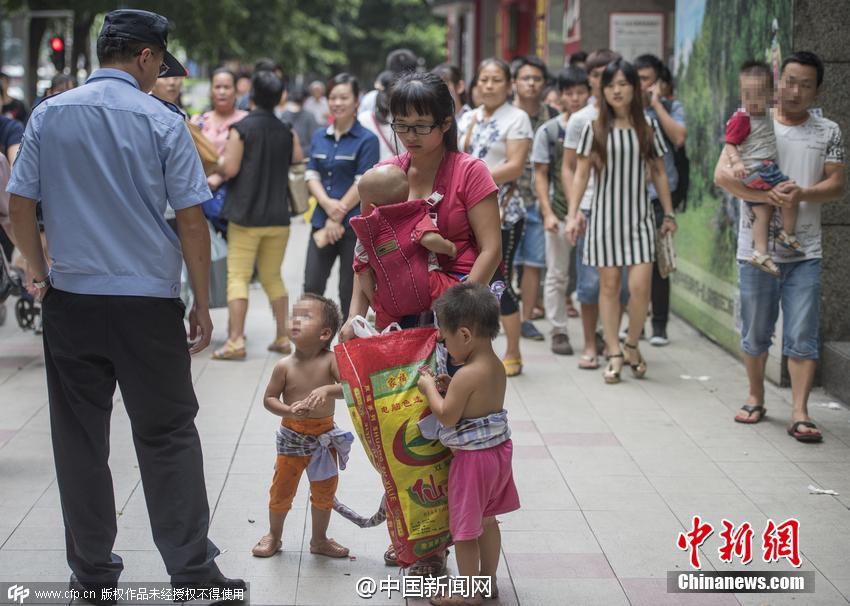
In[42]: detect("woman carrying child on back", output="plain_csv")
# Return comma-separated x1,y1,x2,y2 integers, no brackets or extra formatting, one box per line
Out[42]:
341,71,503,577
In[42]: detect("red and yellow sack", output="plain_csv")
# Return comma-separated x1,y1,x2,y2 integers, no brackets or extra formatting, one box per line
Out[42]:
335,327,452,566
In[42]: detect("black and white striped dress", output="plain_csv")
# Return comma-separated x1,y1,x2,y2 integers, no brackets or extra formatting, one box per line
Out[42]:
576,120,667,267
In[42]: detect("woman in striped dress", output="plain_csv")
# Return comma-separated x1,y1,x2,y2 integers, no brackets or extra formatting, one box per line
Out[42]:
566,59,677,384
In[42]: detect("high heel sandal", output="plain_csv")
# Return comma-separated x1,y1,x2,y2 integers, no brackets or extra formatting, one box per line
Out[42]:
603,353,624,384
623,341,647,378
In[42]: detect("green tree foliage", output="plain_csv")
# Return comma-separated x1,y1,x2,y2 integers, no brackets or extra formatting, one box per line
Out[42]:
1,0,447,82
676,0,792,277
338,0,448,83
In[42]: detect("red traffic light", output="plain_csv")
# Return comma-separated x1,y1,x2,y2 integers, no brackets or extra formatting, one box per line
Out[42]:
50,37,64,52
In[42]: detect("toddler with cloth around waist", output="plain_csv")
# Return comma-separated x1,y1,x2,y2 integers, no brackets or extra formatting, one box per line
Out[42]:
251,293,355,560
416,283,520,606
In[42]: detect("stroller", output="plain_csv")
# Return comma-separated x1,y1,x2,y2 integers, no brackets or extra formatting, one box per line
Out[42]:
0,251,41,332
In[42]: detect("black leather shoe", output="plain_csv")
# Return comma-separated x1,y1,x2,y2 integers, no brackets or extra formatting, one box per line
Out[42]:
69,574,118,606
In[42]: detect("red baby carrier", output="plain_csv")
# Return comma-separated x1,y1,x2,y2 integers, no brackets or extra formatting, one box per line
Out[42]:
349,153,457,321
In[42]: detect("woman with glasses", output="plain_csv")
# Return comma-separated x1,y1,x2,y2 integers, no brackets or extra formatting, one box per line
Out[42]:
340,71,502,578
303,73,380,318
457,58,533,377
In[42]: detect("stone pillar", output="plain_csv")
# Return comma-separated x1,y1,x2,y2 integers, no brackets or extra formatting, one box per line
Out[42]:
793,0,850,400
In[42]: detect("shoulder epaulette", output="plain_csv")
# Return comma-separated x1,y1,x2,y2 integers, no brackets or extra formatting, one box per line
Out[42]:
33,88,70,109
150,94,185,117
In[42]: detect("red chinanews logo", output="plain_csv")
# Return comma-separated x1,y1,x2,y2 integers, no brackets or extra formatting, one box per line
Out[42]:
676,516,801,569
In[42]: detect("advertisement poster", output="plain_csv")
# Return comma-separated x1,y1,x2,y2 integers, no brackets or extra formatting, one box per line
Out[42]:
673,0,793,360
563,0,581,57
609,12,664,61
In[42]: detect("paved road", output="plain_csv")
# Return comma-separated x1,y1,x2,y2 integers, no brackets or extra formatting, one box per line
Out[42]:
1,218,849,605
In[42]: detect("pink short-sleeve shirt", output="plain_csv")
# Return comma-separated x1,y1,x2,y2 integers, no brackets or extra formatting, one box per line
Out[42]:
384,151,498,275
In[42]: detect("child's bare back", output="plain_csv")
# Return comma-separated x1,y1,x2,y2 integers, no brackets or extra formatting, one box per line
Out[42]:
447,349,506,421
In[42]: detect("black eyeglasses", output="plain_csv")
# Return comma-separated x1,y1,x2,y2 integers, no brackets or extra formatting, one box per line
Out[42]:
390,122,440,135
134,49,170,76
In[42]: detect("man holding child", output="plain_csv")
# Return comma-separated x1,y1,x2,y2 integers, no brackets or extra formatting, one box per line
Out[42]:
715,51,845,443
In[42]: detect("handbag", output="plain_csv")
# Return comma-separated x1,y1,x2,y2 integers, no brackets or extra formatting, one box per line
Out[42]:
288,162,310,216
208,223,228,309
656,229,677,279
202,184,228,235
180,222,229,312
187,121,219,176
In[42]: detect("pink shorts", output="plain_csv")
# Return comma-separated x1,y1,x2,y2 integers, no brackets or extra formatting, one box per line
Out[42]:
448,440,520,541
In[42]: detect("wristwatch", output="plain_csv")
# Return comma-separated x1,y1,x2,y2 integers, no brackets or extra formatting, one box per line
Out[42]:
663,213,676,223
32,276,49,289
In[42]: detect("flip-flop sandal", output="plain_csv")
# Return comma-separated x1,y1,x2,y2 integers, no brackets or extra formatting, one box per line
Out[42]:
750,253,781,277
578,354,599,370
734,404,766,424
787,421,823,443
777,231,805,255
408,550,449,577
251,535,282,557
310,538,349,558
530,307,545,320
267,337,292,354
211,339,246,360
384,544,399,567
502,358,522,377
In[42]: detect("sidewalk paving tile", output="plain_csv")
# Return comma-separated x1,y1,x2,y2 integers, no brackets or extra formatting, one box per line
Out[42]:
2,219,849,604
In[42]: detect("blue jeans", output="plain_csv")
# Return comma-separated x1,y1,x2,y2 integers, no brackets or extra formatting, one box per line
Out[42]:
575,211,629,306
738,258,821,360
514,206,546,268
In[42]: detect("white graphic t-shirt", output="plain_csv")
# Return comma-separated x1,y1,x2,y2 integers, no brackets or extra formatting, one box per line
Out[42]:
736,110,844,263
563,103,598,211
458,101,533,226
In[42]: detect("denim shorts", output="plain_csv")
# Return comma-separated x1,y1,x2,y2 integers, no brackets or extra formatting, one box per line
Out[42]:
513,206,546,268
738,258,821,359
575,211,629,305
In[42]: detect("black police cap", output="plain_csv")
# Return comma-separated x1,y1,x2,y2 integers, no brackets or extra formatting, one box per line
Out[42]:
99,9,187,78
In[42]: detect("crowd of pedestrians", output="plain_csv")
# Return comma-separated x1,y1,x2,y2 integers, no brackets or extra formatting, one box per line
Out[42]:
0,6,845,604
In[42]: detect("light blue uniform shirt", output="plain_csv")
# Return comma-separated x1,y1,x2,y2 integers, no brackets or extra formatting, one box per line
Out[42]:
6,68,211,298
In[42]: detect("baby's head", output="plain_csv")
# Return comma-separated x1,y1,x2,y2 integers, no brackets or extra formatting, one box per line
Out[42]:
289,293,342,351
433,283,500,362
739,60,774,116
357,164,410,209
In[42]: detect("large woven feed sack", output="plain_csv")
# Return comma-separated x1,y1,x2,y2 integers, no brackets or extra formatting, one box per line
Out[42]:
335,327,452,566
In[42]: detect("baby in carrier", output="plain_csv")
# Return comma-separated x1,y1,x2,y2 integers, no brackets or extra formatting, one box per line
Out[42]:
351,164,460,329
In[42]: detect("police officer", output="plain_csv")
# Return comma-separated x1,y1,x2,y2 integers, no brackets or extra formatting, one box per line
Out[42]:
7,9,244,602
